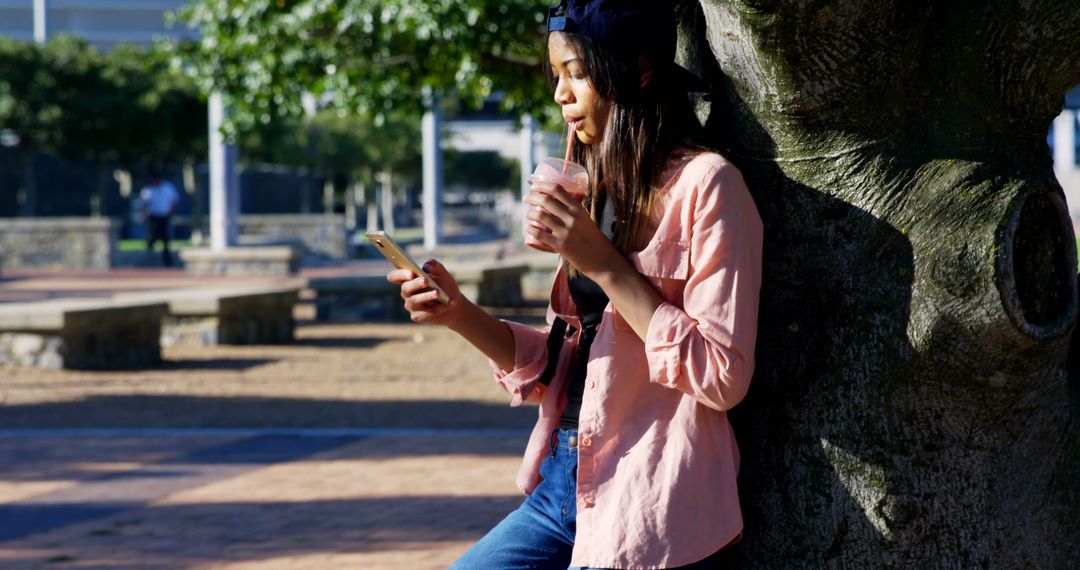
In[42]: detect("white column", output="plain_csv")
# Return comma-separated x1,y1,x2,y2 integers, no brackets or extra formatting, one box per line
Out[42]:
33,0,46,44
209,92,240,252
516,115,537,242
422,92,443,250
519,115,536,200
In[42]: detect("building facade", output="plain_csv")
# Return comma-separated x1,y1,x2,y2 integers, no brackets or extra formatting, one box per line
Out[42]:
0,0,194,50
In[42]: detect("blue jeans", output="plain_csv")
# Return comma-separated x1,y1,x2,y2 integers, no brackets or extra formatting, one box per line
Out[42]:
451,428,726,569
452,428,579,570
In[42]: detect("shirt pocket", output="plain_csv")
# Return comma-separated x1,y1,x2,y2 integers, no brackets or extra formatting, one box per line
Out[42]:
613,240,691,331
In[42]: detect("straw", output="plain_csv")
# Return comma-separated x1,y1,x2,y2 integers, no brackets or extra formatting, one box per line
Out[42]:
562,122,576,176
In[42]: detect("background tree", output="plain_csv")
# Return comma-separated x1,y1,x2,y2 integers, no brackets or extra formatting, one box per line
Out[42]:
239,110,420,226
0,37,205,218
0,38,56,216
44,37,139,217
179,0,1080,565
443,149,520,192
174,0,556,140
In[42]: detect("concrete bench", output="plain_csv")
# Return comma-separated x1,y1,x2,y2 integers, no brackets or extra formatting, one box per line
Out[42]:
0,298,167,370
406,241,513,264
406,241,554,304
179,246,302,277
0,218,119,270
114,286,300,346
303,260,529,323
515,251,562,302
304,276,409,322
445,262,530,307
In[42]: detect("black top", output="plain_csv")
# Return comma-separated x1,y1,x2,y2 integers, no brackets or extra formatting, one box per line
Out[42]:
559,193,613,430
559,273,609,429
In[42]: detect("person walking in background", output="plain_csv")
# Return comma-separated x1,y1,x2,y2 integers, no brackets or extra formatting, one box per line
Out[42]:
388,1,763,567
140,168,180,267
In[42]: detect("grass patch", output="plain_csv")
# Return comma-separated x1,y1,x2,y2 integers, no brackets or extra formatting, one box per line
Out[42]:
117,239,192,252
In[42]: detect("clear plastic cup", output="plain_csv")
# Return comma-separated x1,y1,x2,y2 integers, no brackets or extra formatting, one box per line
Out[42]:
525,158,589,250
528,157,588,200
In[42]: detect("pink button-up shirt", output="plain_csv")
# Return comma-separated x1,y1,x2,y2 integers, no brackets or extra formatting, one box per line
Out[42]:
492,151,763,569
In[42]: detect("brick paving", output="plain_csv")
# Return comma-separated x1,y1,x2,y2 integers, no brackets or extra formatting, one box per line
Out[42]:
0,430,526,569
0,258,552,567
0,312,544,568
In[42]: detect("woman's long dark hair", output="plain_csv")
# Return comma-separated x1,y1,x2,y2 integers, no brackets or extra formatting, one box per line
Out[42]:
545,30,705,255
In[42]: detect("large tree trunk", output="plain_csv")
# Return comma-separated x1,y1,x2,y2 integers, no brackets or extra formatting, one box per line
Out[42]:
678,0,1080,565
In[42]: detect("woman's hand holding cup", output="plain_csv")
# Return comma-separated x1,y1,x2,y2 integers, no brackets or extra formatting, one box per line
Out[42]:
524,181,618,277
525,157,588,253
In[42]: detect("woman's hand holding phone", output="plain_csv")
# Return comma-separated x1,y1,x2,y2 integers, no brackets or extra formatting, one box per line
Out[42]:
387,259,466,327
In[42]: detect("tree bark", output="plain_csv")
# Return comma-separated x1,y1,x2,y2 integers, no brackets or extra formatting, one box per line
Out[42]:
679,0,1080,565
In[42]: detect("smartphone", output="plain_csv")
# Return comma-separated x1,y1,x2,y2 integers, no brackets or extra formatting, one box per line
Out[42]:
366,231,451,304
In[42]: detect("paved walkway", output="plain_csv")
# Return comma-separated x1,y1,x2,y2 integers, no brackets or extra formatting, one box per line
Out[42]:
0,263,387,304
0,246,551,567
0,429,527,569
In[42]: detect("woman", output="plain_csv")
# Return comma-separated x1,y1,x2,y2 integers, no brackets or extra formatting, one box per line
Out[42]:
388,1,762,568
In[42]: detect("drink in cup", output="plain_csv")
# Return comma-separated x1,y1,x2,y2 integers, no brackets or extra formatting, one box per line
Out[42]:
525,157,589,250
529,157,588,199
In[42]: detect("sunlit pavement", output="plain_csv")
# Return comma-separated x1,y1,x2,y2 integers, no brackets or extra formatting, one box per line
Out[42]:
0,428,526,569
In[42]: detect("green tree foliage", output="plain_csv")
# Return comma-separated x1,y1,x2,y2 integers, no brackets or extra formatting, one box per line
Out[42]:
0,36,205,215
241,110,420,186
173,0,556,139
0,38,56,153
111,44,208,167
0,38,53,215
444,149,520,191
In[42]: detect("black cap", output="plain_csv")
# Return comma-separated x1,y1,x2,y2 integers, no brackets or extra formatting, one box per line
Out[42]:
547,0,710,93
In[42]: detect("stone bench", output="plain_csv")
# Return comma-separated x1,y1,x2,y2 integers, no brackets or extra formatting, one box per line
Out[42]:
406,241,555,304
304,276,409,322
239,214,353,260
303,259,530,323
445,262,530,307
114,286,300,346
0,298,168,370
406,241,514,264
0,217,120,270
179,246,302,277
515,251,562,302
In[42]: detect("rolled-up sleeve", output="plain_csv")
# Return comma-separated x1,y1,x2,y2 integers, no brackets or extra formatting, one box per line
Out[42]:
644,162,763,412
491,315,554,407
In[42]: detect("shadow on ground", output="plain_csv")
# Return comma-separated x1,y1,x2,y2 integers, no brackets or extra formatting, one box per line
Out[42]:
289,336,393,349
0,495,521,568
156,358,278,372
0,432,526,566
0,395,535,430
